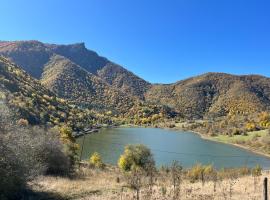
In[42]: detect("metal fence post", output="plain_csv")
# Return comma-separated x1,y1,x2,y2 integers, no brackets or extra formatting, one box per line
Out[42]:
264,177,268,200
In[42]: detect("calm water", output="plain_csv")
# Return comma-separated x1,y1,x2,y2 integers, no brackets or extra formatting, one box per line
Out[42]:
76,127,270,169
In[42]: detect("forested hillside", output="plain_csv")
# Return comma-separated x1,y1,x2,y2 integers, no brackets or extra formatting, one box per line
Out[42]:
41,54,136,114
146,73,270,119
0,56,94,128
1,40,270,120
0,41,150,99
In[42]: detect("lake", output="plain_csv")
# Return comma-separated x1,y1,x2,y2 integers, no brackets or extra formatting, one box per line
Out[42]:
76,127,270,169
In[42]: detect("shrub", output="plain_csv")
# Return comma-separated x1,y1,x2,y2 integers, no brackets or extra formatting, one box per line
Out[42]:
187,164,205,182
245,122,257,132
118,144,155,172
0,137,27,200
89,152,104,168
59,126,79,170
0,127,73,199
232,128,242,135
252,165,262,177
32,127,72,176
170,161,183,198
187,164,216,183
17,118,29,126
0,105,73,199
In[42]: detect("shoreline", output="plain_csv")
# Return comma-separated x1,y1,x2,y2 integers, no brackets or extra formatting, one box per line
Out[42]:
75,123,270,160
180,129,270,159
120,124,270,159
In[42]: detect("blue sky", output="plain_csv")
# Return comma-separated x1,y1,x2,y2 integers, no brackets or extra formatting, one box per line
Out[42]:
1,0,270,83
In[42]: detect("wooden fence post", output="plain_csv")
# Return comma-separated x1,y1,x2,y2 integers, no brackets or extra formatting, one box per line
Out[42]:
264,177,268,200
79,133,86,168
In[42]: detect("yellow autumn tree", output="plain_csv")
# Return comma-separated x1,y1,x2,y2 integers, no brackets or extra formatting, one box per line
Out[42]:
59,126,79,169
89,152,104,168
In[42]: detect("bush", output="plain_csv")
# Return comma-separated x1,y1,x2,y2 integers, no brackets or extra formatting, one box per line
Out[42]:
232,128,242,136
187,164,216,183
252,165,262,177
187,164,205,182
119,145,156,200
0,137,27,200
0,127,73,199
17,118,29,126
118,144,155,172
33,127,72,176
89,152,104,168
245,122,257,132
59,126,79,170
0,105,73,199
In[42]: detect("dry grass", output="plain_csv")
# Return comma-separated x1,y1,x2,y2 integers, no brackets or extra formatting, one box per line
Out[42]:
29,167,270,200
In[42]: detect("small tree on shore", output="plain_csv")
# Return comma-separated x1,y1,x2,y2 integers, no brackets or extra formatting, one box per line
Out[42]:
118,144,156,200
118,144,155,172
170,161,183,199
59,126,79,172
89,152,104,168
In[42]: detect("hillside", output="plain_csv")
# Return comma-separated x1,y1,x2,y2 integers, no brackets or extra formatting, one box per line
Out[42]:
145,73,270,119
0,41,150,99
41,54,136,114
0,56,94,127
0,41,51,79
1,41,270,120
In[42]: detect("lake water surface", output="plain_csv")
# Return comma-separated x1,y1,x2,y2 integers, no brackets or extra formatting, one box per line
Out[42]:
76,127,270,168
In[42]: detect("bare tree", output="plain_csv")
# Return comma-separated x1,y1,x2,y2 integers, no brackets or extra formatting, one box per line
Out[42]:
170,161,183,200
126,167,144,200
0,103,72,199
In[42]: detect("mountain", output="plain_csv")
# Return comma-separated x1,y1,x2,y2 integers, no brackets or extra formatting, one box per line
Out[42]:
0,41,50,79
48,42,151,98
41,54,136,114
0,56,94,127
1,40,270,120
145,73,270,119
0,41,150,99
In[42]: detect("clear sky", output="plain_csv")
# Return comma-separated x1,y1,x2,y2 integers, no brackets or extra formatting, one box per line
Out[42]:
1,0,270,83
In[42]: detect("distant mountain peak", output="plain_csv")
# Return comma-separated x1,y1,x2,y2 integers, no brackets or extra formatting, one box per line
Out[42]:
0,40,150,99
1,40,270,119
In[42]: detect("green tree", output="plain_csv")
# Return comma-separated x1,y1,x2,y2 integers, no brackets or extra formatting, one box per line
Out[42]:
59,126,79,171
118,144,156,200
89,152,104,168
118,144,155,172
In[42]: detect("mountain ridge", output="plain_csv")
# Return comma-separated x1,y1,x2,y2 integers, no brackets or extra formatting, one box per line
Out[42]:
1,40,270,119
0,56,95,127
0,40,150,99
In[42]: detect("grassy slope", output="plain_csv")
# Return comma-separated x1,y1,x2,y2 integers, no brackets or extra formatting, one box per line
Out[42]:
160,120,270,157
201,129,270,158
30,167,270,200
212,130,268,143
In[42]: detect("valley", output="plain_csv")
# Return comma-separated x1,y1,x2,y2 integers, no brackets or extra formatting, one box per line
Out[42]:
1,40,270,200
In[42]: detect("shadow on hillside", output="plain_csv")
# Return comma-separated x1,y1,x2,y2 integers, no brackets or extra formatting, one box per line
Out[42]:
20,189,68,200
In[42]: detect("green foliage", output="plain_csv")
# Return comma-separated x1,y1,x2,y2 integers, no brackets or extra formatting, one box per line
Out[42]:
187,164,216,182
89,152,104,168
0,56,96,130
245,122,257,131
251,165,262,177
118,144,155,172
0,104,75,199
59,126,79,170
256,112,270,129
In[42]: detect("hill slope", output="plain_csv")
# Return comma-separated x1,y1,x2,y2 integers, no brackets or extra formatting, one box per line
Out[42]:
0,41,150,99
1,40,270,120
0,56,93,127
41,54,136,114
145,73,270,118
